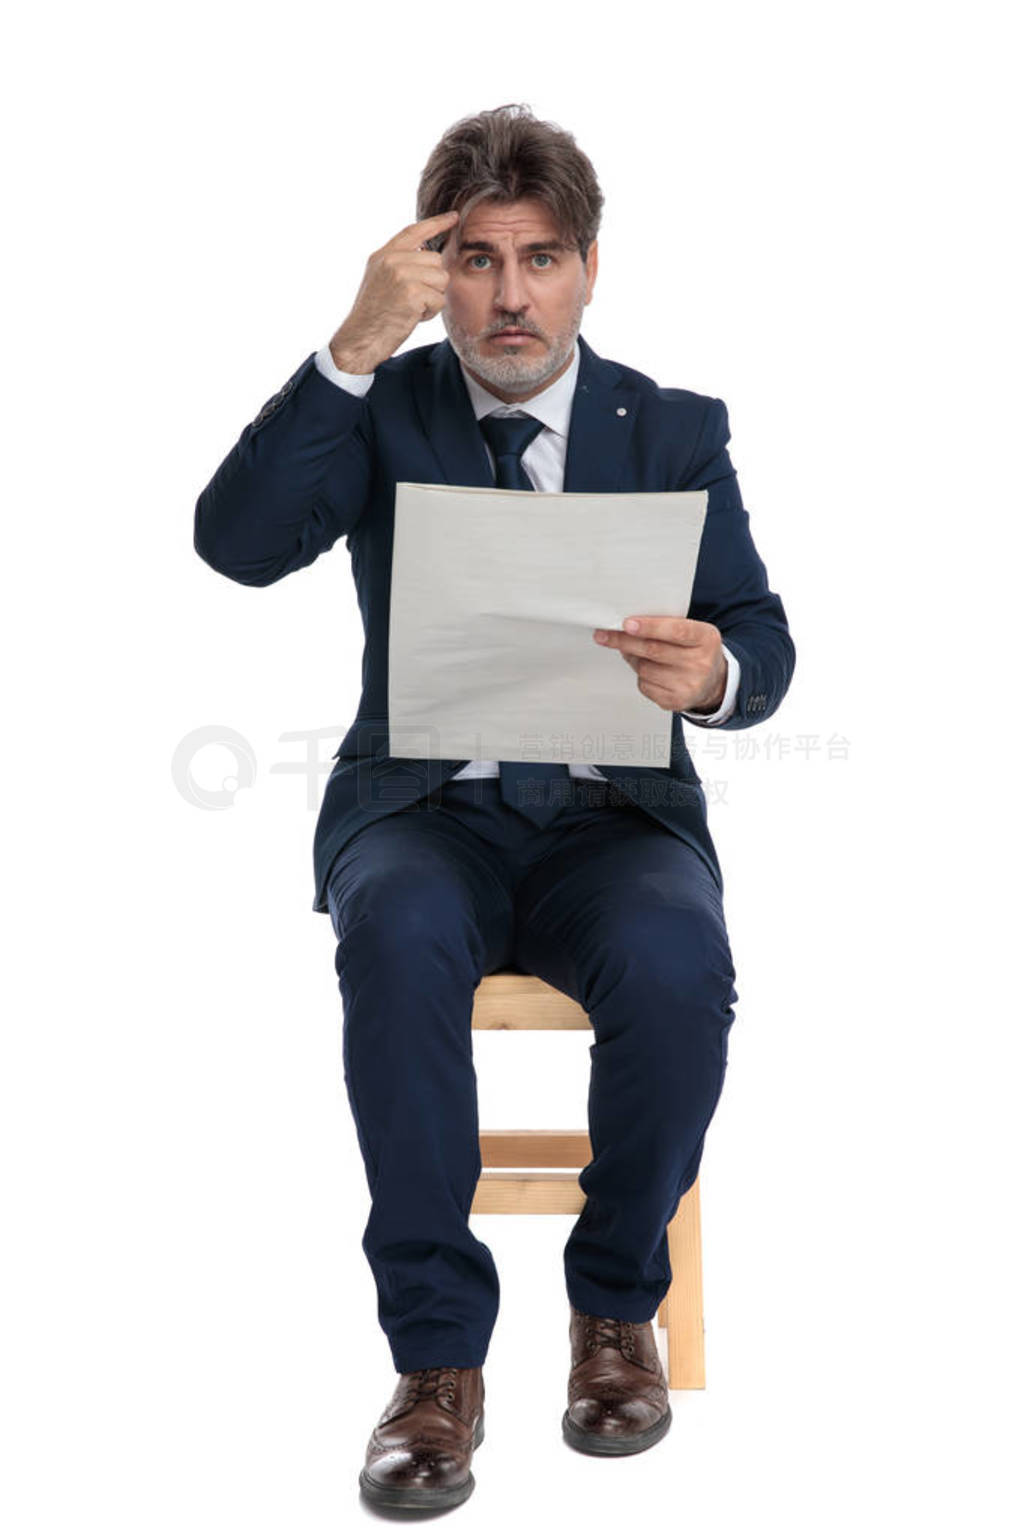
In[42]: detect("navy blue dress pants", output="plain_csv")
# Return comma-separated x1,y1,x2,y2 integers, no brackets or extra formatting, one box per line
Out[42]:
325,774,738,1373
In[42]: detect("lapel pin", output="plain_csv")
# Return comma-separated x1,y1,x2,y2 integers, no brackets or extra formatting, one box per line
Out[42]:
616,407,627,416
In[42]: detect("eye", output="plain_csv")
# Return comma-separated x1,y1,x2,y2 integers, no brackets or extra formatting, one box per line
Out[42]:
531,253,554,268
468,254,491,269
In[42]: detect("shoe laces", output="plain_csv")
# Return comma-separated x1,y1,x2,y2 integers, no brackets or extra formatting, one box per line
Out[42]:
399,1366,460,1409
584,1316,637,1358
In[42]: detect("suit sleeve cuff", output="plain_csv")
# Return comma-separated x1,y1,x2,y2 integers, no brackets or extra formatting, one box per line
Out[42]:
679,642,740,726
314,342,375,396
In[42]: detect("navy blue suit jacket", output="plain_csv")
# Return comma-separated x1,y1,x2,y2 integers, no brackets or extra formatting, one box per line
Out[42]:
194,333,795,913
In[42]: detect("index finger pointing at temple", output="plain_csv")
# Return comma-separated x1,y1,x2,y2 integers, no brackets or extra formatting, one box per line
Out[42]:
388,210,461,251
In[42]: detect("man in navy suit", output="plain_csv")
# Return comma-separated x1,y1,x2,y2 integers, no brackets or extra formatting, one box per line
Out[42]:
195,104,794,1511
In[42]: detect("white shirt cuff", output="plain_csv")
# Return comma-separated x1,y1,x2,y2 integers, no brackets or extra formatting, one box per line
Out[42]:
680,643,740,726
315,342,375,396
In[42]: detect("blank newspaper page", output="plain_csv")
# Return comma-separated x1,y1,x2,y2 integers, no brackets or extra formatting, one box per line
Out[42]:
387,481,708,769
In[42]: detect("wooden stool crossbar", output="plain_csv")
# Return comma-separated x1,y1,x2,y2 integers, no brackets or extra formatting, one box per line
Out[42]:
469,970,706,1389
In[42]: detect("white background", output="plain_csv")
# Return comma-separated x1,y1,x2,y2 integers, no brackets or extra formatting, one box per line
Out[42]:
4,2,1021,1531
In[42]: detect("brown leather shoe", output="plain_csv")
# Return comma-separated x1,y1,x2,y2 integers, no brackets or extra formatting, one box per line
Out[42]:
563,1305,672,1455
359,1365,485,1510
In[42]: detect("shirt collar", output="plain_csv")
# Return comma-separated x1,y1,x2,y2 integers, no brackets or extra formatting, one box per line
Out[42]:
458,340,580,437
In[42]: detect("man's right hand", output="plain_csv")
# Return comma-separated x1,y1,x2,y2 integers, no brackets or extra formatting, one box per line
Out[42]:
327,210,461,375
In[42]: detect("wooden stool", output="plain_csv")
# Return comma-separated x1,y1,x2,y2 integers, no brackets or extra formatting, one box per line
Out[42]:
469,970,706,1389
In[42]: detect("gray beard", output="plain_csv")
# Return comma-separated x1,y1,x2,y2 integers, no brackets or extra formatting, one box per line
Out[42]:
442,287,586,397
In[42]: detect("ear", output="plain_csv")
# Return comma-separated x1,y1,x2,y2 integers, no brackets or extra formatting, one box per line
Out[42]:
584,238,598,304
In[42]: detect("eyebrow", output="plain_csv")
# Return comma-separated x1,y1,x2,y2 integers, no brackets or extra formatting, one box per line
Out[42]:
457,239,572,255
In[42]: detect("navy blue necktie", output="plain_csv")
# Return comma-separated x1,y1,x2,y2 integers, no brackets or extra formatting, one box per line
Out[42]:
478,412,571,828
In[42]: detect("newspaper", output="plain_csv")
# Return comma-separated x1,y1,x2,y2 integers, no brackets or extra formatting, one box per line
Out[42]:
387,482,708,767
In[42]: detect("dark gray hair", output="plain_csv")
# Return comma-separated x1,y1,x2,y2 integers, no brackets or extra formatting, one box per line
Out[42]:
416,103,603,263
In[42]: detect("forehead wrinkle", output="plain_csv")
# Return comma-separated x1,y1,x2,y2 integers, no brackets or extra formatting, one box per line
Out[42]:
457,203,563,244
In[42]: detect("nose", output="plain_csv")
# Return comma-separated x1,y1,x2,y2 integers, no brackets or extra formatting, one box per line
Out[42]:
494,258,529,320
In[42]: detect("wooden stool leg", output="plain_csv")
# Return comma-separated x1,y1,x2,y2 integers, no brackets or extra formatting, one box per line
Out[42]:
662,1175,706,1389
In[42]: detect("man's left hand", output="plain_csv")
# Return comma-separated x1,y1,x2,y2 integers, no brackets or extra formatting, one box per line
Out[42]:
593,616,727,713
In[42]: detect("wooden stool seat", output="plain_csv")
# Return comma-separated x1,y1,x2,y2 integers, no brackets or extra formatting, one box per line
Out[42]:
470,970,706,1389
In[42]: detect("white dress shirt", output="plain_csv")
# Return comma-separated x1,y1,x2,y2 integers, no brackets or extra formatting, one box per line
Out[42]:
314,339,740,780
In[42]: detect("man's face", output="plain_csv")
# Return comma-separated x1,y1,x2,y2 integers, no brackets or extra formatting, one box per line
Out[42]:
440,197,598,402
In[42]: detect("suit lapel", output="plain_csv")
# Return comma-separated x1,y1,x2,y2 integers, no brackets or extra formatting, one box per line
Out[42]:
563,334,639,493
414,332,639,493
413,341,495,488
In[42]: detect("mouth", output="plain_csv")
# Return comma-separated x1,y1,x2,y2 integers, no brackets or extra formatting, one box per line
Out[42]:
490,328,537,343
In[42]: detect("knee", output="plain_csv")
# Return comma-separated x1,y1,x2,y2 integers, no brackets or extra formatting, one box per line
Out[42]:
332,870,480,981
585,902,736,1021
586,906,736,1109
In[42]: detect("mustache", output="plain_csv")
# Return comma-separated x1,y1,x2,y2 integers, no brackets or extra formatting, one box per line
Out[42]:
488,318,543,338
